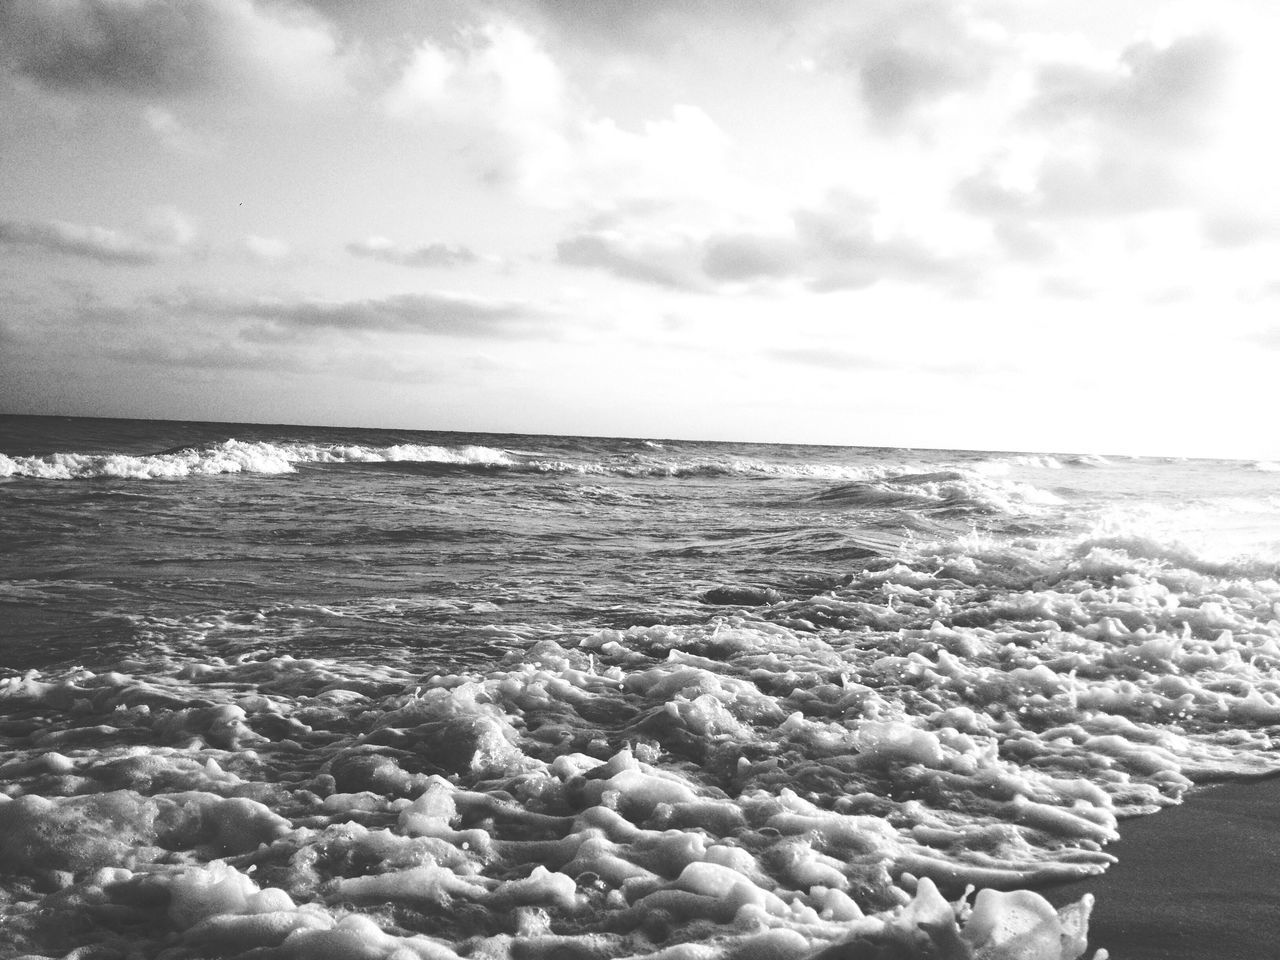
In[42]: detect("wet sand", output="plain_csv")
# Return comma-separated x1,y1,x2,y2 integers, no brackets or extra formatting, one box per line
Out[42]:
1045,777,1280,959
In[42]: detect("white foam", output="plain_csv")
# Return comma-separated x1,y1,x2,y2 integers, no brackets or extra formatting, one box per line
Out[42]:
978,455,1066,474
13,443,1280,958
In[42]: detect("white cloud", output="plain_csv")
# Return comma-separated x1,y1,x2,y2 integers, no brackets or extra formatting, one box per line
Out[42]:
242,235,291,261
383,22,735,213
143,105,208,153
146,207,197,249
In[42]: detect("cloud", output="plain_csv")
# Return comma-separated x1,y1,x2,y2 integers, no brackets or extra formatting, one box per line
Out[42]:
0,0,349,101
702,235,803,282
3,284,553,388
822,0,1004,127
944,26,1243,280
1201,210,1276,249
382,22,567,181
242,235,291,261
493,0,821,52
143,105,208,152
557,191,964,293
770,348,889,371
1025,33,1231,144
382,23,733,211
1040,276,1095,300
0,216,191,264
347,237,478,268
156,290,553,340
1250,323,1280,349
957,152,1183,222
556,233,704,291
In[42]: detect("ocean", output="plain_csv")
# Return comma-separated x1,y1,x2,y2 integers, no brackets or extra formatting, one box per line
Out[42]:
2,413,1280,960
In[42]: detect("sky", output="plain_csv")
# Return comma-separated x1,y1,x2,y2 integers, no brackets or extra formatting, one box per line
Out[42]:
2,0,1278,458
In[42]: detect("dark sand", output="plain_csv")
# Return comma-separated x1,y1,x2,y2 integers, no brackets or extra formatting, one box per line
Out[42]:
1044,777,1280,959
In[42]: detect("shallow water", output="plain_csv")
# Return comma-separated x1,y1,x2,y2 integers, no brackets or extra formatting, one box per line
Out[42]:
2,414,1279,959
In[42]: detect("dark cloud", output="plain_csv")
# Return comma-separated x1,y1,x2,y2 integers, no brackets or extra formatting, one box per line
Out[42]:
989,220,1056,261
955,152,1182,223
1026,33,1231,143
823,0,1000,126
791,195,963,290
347,238,479,268
952,170,1027,218
492,0,822,52
1035,154,1182,217
159,290,551,340
0,218,162,264
0,0,217,94
0,0,343,99
792,194,876,256
854,43,985,125
1201,211,1276,249
951,30,1234,260
558,192,964,293
102,338,296,373
702,234,802,282
254,295,526,336
556,234,703,291
9,286,529,386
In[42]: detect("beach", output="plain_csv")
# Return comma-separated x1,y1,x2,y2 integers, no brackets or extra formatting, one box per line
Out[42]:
6,0,1280,956
1047,775,1280,958
3,415,1280,960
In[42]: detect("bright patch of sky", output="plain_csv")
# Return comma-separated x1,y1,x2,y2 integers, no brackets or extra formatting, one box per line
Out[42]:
1,0,1278,457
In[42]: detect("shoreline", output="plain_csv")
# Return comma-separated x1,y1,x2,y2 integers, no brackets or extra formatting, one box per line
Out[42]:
1044,776,1280,959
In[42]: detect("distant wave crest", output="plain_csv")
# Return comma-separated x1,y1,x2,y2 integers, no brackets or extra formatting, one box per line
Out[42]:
813,468,1065,519
0,439,516,480
0,441,903,483
0,440,1086,502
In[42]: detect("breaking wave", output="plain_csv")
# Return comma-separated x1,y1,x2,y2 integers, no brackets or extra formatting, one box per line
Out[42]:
0,440,517,480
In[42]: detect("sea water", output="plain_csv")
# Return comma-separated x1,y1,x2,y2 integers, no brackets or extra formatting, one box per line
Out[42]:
2,414,1280,960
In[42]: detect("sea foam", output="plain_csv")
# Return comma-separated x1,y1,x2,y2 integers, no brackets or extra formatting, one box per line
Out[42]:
6,418,1279,959
9,526,1280,957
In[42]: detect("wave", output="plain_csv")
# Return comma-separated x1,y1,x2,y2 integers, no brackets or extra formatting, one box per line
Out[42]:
0,439,517,480
0,439,904,483
812,469,1065,520
606,458,888,480
979,454,1065,472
